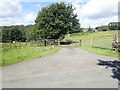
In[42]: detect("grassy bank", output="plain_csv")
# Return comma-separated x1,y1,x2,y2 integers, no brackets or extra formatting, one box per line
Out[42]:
70,31,119,57
2,46,61,66
79,46,118,57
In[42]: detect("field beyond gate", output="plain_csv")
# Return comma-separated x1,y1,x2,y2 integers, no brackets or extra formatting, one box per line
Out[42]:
70,31,119,50
70,31,119,57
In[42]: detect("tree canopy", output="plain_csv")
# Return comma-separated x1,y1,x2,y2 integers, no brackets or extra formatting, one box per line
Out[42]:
35,2,81,40
2,25,27,42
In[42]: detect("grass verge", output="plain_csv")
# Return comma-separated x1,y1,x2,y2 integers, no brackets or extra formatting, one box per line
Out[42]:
79,46,118,57
2,46,61,66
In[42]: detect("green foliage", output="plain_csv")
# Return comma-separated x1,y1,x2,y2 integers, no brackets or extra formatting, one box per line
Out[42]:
102,26,109,31
2,2,81,42
108,22,119,30
2,43,28,52
2,46,61,66
59,34,65,40
118,22,120,30
95,25,109,31
2,25,27,43
25,25,37,41
35,2,81,40
88,26,93,32
9,27,22,41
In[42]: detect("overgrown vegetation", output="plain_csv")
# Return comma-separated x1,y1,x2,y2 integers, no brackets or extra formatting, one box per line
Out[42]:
2,42,28,52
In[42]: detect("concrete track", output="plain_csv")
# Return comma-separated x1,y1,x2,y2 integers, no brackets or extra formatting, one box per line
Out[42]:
2,47,118,88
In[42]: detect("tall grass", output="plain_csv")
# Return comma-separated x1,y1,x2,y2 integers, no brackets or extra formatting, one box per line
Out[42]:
2,42,28,52
2,46,61,66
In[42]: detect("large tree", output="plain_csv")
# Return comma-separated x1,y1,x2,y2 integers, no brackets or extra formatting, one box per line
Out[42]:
35,2,81,39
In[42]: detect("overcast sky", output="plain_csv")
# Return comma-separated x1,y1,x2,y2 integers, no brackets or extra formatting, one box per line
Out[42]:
0,0,119,28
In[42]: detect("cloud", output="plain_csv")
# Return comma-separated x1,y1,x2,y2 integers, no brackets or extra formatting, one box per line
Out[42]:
0,17,15,26
80,16,118,28
18,0,85,2
80,0,118,19
72,0,119,28
36,4,41,8
24,13,36,24
0,0,119,28
0,13,36,26
0,0,23,26
13,13,36,25
0,0,37,26
73,0,119,19
0,0,22,18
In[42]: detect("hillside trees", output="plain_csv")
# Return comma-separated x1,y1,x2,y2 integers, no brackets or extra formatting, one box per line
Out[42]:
9,26,22,41
25,25,37,41
95,26,109,31
2,25,27,42
108,22,119,30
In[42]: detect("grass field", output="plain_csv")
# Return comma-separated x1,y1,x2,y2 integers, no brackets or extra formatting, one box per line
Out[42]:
70,31,118,49
70,31,118,41
70,30,119,57
2,46,61,66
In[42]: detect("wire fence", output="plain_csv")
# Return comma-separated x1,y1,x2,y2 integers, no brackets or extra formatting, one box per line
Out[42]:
2,39,60,52
30,39,59,47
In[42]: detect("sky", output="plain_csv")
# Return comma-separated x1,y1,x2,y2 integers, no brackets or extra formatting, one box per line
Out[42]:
0,0,119,28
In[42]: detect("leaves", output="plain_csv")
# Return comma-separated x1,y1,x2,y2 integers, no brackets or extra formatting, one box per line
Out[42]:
35,2,81,40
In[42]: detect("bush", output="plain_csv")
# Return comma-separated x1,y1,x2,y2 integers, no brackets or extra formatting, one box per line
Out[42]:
102,27,109,31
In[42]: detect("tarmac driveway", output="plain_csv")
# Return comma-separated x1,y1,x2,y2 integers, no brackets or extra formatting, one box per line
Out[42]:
2,47,118,88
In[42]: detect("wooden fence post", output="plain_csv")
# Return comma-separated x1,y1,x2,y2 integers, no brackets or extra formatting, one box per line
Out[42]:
26,40,27,46
10,41,12,49
44,39,47,46
114,31,117,42
58,39,60,46
19,41,21,49
79,40,82,46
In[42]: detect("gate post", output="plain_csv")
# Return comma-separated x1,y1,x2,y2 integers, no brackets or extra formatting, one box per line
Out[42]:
44,39,47,46
58,39,60,46
79,40,82,46
114,31,117,42
91,36,93,47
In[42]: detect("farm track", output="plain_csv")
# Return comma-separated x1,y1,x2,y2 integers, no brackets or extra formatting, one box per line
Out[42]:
2,46,118,88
